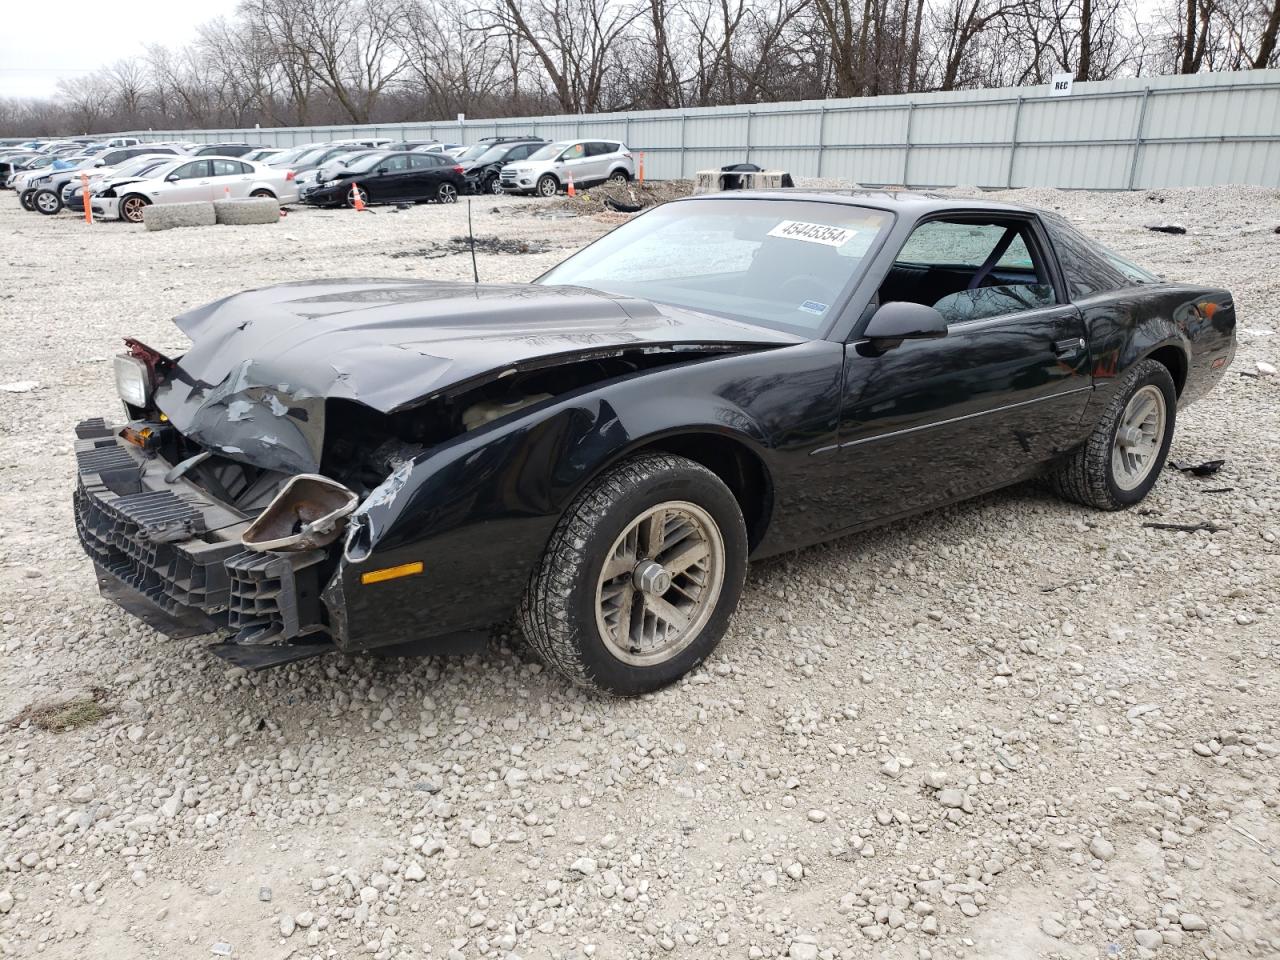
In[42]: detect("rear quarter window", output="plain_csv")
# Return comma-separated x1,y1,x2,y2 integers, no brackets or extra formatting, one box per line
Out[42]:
1041,211,1131,300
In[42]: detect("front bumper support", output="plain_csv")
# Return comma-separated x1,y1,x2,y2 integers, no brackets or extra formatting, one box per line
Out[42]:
72,419,330,648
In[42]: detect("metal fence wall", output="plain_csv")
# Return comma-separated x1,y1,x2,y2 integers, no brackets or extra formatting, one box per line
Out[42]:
124,70,1280,189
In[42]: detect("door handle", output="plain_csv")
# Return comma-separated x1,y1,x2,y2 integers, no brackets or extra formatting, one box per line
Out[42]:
1053,337,1085,355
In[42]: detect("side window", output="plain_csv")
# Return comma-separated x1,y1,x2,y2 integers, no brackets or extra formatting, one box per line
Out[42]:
379,154,409,172
561,143,586,161
172,160,210,180
1041,212,1132,299
881,217,1057,325
211,159,247,176
409,154,440,169
103,151,125,165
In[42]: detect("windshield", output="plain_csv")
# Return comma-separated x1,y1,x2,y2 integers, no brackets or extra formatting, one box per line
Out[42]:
344,152,391,174
471,145,509,164
538,198,893,335
454,144,491,162
528,142,570,162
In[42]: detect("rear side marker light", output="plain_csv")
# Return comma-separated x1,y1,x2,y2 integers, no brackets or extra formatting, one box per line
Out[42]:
361,561,424,585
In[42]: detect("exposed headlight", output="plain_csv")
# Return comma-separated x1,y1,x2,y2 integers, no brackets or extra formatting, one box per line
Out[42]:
113,354,153,408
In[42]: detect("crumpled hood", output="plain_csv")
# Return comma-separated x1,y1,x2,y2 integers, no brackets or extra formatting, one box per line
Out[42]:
155,278,800,474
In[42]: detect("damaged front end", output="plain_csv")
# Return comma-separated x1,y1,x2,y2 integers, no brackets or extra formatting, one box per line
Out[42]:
74,280,799,670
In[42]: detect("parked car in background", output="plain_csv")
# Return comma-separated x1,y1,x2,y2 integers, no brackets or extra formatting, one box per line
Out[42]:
62,154,183,213
300,150,463,207
14,157,90,208
27,157,107,214
243,148,283,163
500,140,634,196
461,139,548,194
0,151,39,183
266,144,324,168
191,142,260,158
93,156,299,223
412,142,464,155
104,137,141,148
386,139,440,150
92,145,182,170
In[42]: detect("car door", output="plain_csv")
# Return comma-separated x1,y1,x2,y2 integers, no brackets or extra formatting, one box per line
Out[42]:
557,142,591,186
834,213,1092,526
161,159,214,201
585,141,616,182
210,159,253,198
367,154,411,200
409,153,444,196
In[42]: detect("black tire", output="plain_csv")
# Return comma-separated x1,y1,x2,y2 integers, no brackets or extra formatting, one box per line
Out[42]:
607,169,630,185
536,174,558,198
33,189,63,215
486,175,503,195
1049,358,1177,510
436,181,458,203
20,190,35,211
520,453,748,696
250,188,275,199
120,193,150,224
346,185,368,208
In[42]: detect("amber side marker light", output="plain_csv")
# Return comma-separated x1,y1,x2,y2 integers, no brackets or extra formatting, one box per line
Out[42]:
361,561,424,585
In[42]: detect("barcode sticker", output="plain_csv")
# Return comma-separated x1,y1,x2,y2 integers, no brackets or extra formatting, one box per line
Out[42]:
767,220,857,247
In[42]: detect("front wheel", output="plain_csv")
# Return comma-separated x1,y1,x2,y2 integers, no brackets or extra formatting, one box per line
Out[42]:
346,185,368,208
1048,358,1177,510
34,189,62,215
536,175,558,198
520,453,748,696
20,190,35,211
436,181,458,203
120,194,150,224
487,175,503,195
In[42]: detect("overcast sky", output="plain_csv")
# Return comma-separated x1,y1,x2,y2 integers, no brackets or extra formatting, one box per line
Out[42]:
0,0,236,99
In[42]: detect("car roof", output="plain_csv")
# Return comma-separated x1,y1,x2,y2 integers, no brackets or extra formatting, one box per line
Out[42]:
674,189,1039,218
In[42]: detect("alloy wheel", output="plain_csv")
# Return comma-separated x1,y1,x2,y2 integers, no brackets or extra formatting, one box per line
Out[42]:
594,501,725,667
122,197,146,223
488,177,503,195
437,183,458,203
1111,384,1166,491
35,192,59,214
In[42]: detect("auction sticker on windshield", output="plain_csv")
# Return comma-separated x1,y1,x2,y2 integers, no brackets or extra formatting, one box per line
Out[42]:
767,220,857,247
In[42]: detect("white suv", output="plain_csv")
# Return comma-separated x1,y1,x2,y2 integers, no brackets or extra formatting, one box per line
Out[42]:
500,140,635,197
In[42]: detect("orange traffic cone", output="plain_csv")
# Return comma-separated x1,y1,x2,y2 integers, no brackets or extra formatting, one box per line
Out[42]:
351,183,366,212
80,173,92,224
567,172,575,198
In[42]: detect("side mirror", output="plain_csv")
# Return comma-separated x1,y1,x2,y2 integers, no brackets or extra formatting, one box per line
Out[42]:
165,173,180,182
862,301,948,348
376,167,387,175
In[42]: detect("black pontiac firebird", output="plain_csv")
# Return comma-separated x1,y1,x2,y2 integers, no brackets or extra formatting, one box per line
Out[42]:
74,192,1236,694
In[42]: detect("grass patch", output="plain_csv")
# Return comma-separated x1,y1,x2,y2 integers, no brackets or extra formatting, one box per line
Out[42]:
12,688,110,732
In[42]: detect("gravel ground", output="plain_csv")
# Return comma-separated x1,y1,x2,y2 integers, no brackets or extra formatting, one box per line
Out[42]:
0,184,1278,960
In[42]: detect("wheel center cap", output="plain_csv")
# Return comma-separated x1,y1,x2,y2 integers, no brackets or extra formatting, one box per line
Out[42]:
1117,425,1142,448
633,560,671,596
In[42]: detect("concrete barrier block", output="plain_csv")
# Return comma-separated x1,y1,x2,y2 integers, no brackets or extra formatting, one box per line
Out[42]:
142,201,217,231
214,197,280,225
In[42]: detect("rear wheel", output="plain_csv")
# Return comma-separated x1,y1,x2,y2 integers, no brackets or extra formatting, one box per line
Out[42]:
436,181,458,203
520,453,748,696
536,175,558,198
34,189,62,215
1049,358,1177,510
249,188,275,199
607,169,630,185
120,194,149,224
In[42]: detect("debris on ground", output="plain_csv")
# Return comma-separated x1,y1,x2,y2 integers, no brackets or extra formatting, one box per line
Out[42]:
10,688,109,732
1141,520,1227,532
1170,458,1226,476
387,236,552,258
0,380,38,392
550,179,694,218
1146,223,1188,234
